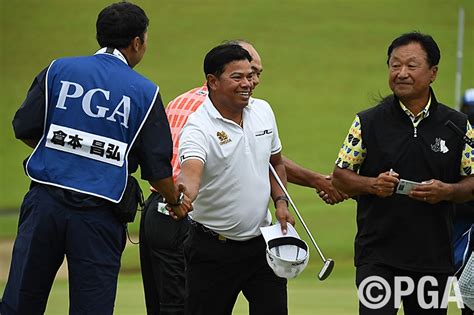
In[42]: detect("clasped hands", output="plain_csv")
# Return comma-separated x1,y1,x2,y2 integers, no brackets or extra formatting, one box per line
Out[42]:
166,183,193,220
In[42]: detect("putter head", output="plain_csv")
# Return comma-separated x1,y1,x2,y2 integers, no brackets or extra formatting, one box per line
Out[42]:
318,259,335,281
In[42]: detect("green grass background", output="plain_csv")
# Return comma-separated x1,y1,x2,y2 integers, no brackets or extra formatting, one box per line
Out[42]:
1,0,473,313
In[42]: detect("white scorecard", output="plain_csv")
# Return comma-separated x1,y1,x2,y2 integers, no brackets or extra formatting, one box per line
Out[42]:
395,179,422,195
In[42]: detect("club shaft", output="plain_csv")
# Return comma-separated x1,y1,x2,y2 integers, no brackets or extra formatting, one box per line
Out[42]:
269,164,327,262
445,120,474,147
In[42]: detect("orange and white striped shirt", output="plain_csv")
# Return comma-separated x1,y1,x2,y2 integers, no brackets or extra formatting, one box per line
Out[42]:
166,84,208,181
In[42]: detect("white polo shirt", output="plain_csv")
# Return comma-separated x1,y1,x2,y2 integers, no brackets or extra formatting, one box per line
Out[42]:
179,96,282,241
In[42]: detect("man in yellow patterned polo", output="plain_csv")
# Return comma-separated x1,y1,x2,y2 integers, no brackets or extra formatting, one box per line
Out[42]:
332,32,474,315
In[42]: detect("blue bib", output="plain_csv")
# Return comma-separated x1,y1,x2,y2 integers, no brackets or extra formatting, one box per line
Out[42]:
27,52,158,202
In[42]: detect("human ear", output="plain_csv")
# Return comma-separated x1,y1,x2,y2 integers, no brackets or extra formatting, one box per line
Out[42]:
430,66,438,83
207,74,218,91
133,36,141,52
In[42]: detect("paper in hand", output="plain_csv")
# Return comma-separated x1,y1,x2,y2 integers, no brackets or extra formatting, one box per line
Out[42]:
395,179,422,195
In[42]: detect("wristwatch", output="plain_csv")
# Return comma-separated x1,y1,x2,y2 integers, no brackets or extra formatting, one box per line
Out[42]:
168,192,184,207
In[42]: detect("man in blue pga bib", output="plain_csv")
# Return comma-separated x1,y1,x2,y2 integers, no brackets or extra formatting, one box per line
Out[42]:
0,2,191,314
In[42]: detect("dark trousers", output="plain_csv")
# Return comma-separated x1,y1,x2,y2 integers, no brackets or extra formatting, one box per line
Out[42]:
0,185,125,315
356,264,451,315
139,192,189,315
184,222,288,315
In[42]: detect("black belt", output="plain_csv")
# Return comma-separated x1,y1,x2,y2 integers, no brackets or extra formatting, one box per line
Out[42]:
188,219,262,244
188,218,230,242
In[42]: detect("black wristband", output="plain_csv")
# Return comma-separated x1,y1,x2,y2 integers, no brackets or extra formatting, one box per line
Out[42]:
274,195,289,207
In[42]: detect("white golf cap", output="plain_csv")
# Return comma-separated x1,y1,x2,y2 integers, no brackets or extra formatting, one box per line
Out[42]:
260,223,309,279
266,236,309,279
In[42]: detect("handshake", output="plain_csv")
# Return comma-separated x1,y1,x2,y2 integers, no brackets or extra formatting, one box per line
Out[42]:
165,183,193,220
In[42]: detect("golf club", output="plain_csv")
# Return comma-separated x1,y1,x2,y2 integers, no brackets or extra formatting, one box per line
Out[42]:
269,163,334,280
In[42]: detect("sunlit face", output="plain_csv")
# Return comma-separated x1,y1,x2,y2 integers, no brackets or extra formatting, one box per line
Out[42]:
239,43,263,90
209,59,253,110
388,42,437,103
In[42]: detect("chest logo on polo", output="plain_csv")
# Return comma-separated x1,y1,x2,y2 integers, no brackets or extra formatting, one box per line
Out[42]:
256,129,273,136
431,138,449,153
217,131,231,145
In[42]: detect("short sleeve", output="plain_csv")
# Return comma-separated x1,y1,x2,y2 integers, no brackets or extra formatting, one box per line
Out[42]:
179,117,208,165
335,115,366,172
460,122,474,176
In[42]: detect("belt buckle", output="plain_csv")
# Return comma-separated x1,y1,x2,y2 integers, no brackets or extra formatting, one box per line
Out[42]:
157,202,170,216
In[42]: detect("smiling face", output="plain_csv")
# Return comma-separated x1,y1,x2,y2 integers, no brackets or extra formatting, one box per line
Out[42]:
208,59,253,113
388,42,437,105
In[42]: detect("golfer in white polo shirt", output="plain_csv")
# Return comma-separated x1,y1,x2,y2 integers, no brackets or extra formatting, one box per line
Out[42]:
176,43,294,315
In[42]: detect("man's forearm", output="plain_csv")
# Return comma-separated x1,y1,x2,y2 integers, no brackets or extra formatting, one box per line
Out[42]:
176,159,204,202
283,156,325,189
270,164,287,200
270,153,287,201
332,166,376,197
176,173,199,202
447,176,474,203
149,176,179,204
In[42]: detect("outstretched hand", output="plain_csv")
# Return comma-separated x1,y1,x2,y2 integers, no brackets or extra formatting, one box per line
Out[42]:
316,174,349,204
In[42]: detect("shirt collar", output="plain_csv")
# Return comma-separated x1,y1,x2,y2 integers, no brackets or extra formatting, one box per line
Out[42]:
399,96,432,121
203,96,222,120
203,96,252,124
94,47,128,65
